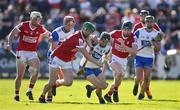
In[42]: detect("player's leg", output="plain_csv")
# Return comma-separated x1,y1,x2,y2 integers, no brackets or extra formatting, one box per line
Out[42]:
46,51,54,102
50,68,73,96
104,62,124,103
138,67,152,100
14,59,26,101
46,68,62,102
55,68,63,87
86,73,108,98
26,58,40,100
133,67,144,96
133,56,144,96
144,58,154,99
55,68,73,86
57,67,63,79
95,88,105,104
96,72,108,104
39,66,58,103
145,68,152,99
138,57,153,100
51,59,73,96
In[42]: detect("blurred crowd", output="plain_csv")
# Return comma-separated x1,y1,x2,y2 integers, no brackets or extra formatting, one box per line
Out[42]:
0,0,180,76
0,0,180,53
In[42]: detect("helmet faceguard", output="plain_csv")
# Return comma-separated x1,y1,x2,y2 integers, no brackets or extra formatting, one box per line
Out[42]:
140,10,150,23
100,32,111,41
122,21,133,37
82,22,96,33
145,15,155,29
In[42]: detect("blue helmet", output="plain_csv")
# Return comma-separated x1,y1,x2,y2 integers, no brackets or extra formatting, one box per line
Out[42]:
122,21,133,30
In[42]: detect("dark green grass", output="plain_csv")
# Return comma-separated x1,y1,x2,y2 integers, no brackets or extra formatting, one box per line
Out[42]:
0,79,179,110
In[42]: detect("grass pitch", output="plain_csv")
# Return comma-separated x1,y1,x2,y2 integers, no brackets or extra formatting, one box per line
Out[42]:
0,79,179,110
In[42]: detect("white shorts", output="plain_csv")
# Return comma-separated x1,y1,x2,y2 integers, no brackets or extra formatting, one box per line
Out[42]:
109,54,128,74
49,56,72,69
16,51,38,63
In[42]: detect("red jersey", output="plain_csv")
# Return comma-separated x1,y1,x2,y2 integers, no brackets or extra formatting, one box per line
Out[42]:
16,21,46,51
133,22,161,33
52,31,85,62
111,30,135,58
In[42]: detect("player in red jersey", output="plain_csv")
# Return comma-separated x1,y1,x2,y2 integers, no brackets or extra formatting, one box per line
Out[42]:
38,22,102,103
104,21,138,103
132,10,164,99
46,16,75,102
7,11,50,101
133,10,161,33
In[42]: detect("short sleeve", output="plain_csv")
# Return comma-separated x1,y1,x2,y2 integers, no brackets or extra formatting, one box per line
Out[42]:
15,23,23,32
134,30,140,39
51,31,59,42
40,26,46,34
76,38,85,48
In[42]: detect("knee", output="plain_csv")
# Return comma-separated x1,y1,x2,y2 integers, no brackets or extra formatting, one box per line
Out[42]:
29,66,40,74
16,74,23,80
48,81,55,87
101,83,108,90
144,77,149,83
115,73,123,80
135,75,143,82
136,77,143,83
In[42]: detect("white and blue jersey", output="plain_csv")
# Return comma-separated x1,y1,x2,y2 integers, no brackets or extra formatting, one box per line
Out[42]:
134,27,160,58
134,27,160,68
80,44,111,78
47,26,75,57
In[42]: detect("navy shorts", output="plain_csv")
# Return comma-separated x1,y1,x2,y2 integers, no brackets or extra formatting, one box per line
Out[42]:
135,56,154,68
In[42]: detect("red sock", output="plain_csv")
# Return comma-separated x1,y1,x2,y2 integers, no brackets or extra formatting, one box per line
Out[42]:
29,83,34,88
107,91,113,96
15,89,19,95
107,88,113,97
28,83,34,92
114,86,118,92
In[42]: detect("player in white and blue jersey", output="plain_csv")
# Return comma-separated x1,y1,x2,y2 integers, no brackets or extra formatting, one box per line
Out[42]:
133,15,161,100
80,32,111,104
46,16,75,102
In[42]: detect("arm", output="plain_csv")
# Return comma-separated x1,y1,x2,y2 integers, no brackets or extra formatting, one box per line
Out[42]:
118,38,138,56
151,41,161,52
7,28,20,51
50,31,60,50
77,47,102,67
51,41,59,50
41,30,51,42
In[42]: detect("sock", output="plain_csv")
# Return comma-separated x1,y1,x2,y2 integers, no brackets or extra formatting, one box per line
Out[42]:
28,83,34,92
15,89,19,96
40,94,45,99
114,86,118,92
47,95,52,99
107,88,113,97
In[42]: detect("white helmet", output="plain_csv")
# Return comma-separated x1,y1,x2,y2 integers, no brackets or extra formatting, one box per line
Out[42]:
30,11,42,19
